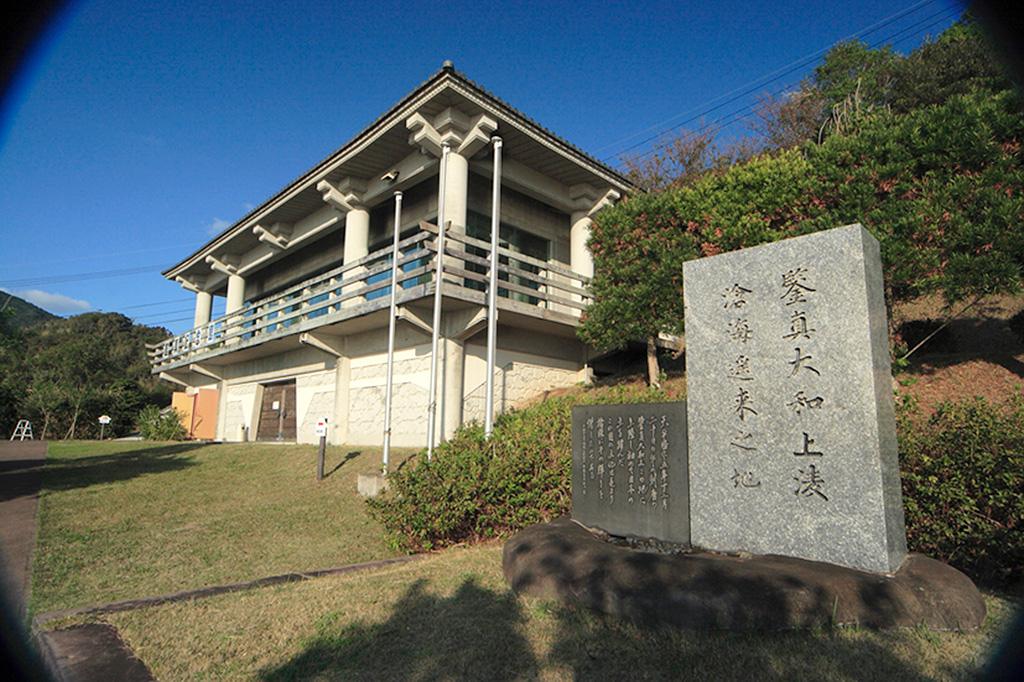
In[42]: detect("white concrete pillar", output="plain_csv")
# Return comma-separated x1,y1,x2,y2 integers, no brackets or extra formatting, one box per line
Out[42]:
193,291,213,328
225,274,246,314
441,336,465,441
332,354,351,446
343,207,370,304
343,207,370,263
570,211,594,279
443,151,469,233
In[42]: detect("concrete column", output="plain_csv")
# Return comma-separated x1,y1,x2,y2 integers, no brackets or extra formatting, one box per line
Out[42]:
332,354,351,445
193,291,213,328
570,211,594,280
443,151,469,232
343,207,370,304
440,336,465,441
225,275,246,314
343,208,370,263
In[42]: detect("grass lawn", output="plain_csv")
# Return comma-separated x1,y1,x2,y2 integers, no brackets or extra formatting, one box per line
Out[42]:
30,440,415,614
55,544,1018,681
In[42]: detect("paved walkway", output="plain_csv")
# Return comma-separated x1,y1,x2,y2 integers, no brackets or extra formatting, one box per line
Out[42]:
0,440,155,681
0,440,47,618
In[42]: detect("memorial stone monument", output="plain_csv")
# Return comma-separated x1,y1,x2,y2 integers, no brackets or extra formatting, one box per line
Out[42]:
683,224,906,574
571,402,690,544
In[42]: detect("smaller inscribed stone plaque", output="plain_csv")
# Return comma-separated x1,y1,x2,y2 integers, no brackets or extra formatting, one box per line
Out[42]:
683,224,906,574
571,402,690,544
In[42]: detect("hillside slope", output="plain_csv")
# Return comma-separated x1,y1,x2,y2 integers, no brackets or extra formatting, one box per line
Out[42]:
0,293,58,330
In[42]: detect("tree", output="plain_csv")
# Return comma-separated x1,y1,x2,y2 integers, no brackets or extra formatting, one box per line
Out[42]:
621,128,757,192
751,85,827,150
3,312,171,439
890,19,1012,114
582,91,1024,363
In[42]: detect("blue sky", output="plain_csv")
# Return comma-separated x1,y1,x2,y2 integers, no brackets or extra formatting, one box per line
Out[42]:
0,0,963,333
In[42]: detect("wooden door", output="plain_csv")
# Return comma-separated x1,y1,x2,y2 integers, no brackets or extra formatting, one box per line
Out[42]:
256,380,297,442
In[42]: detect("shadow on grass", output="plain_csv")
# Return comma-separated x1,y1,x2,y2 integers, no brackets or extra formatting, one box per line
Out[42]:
323,450,361,480
544,604,974,681
0,443,202,503
259,576,538,681
257,568,980,681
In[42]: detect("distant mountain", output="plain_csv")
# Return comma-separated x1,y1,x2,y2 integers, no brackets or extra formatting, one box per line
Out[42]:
0,292,59,330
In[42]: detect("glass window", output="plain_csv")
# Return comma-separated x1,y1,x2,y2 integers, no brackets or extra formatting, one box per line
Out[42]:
465,210,549,305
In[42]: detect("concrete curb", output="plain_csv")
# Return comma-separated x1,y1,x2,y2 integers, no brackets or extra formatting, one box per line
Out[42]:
33,554,423,628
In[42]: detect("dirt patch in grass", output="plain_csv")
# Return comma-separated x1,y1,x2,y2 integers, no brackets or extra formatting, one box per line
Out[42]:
30,441,416,615
69,545,1019,681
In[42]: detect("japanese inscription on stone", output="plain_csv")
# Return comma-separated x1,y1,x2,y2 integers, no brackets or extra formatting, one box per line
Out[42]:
683,224,907,574
572,402,689,544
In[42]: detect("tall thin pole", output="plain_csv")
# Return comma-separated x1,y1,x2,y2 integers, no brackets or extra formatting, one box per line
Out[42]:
382,190,403,474
426,143,450,459
484,137,502,437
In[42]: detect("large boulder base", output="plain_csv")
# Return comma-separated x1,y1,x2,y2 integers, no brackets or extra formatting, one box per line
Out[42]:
503,518,985,631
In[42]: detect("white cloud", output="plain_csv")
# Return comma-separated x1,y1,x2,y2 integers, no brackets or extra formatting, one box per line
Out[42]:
7,288,92,314
206,217,231,236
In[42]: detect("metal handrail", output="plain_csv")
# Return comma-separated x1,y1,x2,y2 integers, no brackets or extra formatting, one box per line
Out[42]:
151,225,591,369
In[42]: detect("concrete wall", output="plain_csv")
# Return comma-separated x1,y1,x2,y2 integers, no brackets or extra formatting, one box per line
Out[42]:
209,322,586,447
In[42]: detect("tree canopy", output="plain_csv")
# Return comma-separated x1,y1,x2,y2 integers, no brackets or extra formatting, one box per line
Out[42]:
0,306,171,439
582,17,1023,382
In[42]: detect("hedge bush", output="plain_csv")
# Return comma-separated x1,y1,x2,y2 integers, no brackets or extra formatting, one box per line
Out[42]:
366,384,673,551
370,388,1024,589
137,405,187,441
899,395,1024,588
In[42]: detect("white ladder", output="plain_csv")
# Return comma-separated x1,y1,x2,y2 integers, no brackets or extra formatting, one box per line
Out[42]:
9,420,33,441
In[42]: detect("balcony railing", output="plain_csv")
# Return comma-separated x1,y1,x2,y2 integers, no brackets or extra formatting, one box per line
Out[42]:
149,222,591,371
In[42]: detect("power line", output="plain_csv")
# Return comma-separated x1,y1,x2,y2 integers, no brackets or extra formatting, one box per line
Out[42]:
128,308,194,320
118,298,194,310
603,0,956,162
0,263,169,288
594,0,941,155
691,5,963,144
0,241,205,271
138,316,193,327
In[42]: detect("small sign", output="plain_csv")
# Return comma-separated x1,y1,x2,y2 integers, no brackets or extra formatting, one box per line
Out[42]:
98,415,111,425
272,401,280,411
315,418,328,438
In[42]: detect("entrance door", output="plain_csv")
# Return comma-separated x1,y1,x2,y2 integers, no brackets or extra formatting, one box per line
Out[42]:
257,380,297,441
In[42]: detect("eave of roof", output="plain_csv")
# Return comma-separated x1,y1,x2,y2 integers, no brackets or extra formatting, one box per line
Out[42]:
164,64,638,279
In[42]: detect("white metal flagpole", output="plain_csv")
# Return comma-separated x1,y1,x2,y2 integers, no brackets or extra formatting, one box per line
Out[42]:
484,137,502,436
382,190,403,474
426,143,450,459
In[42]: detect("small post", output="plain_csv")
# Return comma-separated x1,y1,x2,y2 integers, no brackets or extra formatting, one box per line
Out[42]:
98,414,111,441
315,417,328,481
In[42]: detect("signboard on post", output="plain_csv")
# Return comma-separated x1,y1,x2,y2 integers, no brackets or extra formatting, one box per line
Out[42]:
316,417,328,480
98,415,111,441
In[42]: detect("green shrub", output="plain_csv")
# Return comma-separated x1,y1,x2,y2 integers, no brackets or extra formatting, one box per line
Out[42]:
899,395,1024,589
366,384,672,552
137,405,187,441
372,384,1024,589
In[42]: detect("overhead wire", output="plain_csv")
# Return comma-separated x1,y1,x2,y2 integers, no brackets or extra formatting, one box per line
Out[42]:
602,0,959,163
688,5,963,145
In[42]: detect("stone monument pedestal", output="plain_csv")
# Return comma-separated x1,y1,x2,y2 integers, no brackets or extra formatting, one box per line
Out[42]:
503,519,986,631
